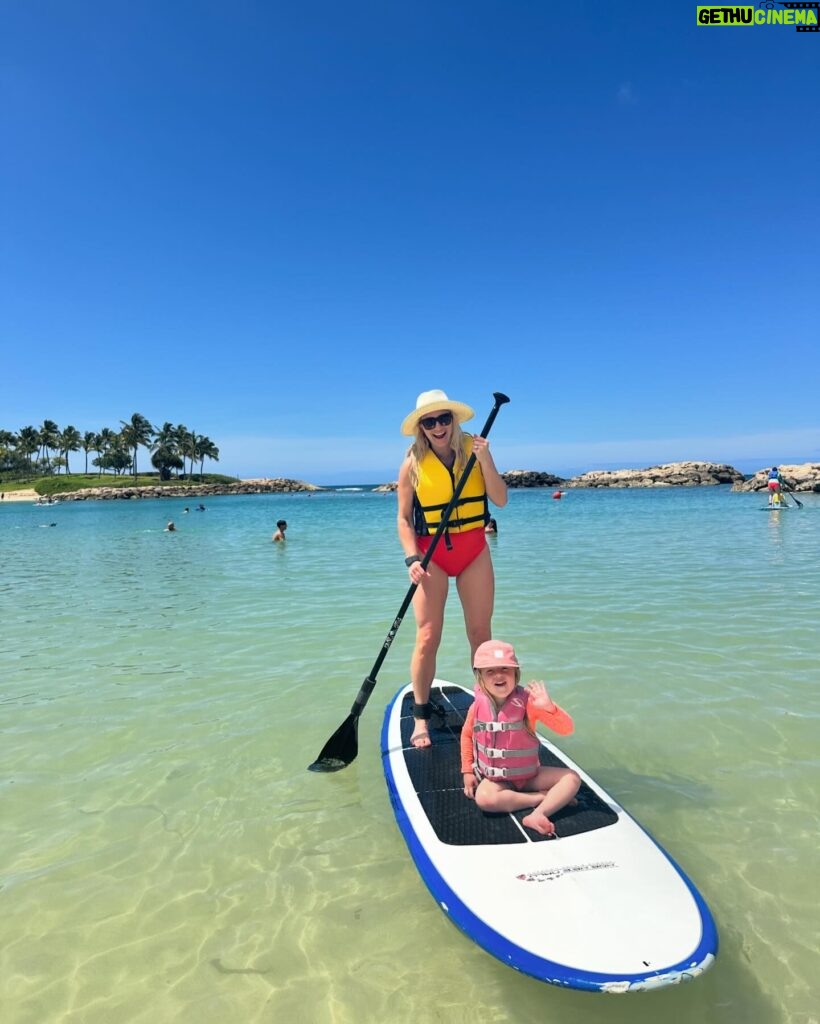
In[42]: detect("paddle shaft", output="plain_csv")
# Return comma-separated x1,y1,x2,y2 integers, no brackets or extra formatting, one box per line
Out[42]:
348,392,510,717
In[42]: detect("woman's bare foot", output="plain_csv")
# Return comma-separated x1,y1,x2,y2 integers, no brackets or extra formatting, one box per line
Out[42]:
522,811,556,836
409,721,432,748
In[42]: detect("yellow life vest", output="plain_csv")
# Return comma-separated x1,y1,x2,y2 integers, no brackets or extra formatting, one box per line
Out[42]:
413,438,488,536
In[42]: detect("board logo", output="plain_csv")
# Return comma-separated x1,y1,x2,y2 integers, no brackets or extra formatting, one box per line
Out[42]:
697,2,819,31
516,861,616,882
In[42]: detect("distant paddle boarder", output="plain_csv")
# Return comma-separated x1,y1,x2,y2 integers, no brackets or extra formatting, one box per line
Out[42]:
767,467,782,507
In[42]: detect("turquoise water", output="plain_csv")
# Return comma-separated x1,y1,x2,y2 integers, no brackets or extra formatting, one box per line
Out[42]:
1,487,818,1024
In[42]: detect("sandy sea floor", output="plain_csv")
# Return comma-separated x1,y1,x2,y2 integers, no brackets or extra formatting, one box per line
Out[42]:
2,487,819,1024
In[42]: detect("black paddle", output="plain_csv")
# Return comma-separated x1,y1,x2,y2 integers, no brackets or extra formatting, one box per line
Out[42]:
307,391,511,773
783,484,803,509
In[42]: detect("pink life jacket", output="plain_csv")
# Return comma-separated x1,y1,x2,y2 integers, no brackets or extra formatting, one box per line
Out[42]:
472,684,540,782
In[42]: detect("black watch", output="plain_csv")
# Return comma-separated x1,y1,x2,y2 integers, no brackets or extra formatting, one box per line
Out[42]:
404,554,422,567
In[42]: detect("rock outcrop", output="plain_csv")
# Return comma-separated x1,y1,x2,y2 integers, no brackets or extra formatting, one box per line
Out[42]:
566,462,744,488
501,470,566,488
731,463,820,493
219,463,819,497
374,470,567,491
376,462,747,491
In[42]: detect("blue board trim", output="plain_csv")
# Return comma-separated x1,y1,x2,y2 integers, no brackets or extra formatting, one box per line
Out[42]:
381,685,718,992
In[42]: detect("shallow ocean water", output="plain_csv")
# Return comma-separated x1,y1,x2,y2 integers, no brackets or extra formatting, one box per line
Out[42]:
1,486,818,1024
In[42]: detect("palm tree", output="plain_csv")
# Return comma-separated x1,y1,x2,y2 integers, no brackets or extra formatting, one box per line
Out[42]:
150,422,183,478
58,426,82,475
187,432,206,479
96,433,131,475
197,436,220,477
39,420,60,471
110,435,133,475
0,429,16,474
0,429,15,468
81,431,97,475
96,428,114,475
16,426,40,468
120,413,154,480
152,421,178,451
175,424,193,478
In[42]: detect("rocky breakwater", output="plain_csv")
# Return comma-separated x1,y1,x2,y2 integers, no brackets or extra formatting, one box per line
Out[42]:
374,470,568,492
54,478,322,501
731,463,820,494
566,461,744,488
501,470,566,488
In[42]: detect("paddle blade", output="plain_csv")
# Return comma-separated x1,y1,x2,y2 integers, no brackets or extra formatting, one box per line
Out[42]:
307,714,359,773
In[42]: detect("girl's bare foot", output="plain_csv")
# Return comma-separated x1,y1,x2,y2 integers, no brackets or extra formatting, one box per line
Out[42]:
410,721,432,748
522,811,556,836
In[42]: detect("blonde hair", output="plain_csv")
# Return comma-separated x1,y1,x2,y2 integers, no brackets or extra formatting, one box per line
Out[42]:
406,422,470,489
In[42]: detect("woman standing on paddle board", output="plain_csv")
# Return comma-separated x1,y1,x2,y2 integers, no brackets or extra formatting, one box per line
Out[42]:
397,389,508,749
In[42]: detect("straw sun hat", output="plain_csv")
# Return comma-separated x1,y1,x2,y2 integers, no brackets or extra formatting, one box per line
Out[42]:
400,389,475,436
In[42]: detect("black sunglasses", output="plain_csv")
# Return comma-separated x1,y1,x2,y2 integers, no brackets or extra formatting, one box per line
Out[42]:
420,412,453,430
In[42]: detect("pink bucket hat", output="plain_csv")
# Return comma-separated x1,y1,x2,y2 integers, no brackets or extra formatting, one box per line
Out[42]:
473,640,519,669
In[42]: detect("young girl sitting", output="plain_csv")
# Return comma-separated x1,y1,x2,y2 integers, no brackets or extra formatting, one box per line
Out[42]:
460,639,581,837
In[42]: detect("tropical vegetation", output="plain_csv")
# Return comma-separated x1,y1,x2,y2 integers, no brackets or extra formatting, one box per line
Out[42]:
0,414,221,485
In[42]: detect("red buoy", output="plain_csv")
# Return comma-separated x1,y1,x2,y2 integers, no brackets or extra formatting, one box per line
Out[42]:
552,490,562,500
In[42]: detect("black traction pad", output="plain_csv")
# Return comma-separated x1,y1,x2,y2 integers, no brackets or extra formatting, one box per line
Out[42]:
398,686,619,845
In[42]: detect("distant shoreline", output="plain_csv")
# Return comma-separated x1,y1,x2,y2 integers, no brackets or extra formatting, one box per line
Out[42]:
3,461,819,503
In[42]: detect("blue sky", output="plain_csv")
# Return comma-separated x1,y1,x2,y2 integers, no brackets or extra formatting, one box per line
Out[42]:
2,1,818,484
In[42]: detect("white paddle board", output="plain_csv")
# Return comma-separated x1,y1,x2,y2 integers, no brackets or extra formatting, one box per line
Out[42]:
381,681,718,993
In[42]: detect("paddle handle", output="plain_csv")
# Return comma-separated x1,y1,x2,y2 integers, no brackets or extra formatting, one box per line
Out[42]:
348,392,510,714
